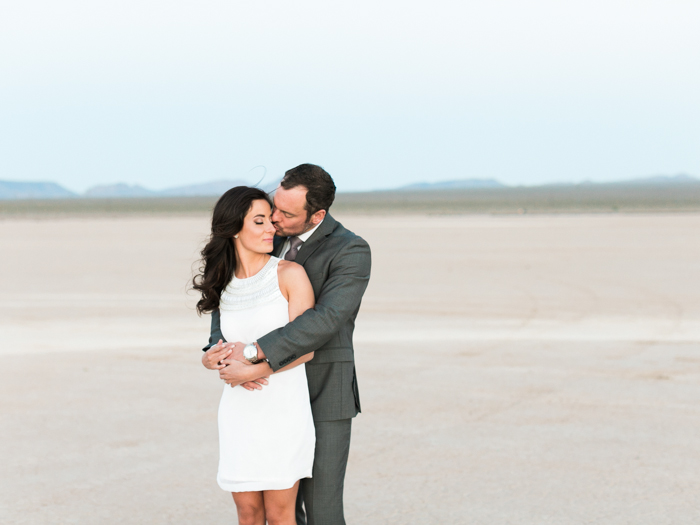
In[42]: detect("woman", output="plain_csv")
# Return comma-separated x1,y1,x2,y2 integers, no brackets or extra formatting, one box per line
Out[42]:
193,187,316,525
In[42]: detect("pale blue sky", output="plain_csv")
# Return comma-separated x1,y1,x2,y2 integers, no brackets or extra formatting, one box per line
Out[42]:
1,0,698,193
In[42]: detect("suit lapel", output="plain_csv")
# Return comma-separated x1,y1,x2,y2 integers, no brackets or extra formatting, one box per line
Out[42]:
295,214,337,266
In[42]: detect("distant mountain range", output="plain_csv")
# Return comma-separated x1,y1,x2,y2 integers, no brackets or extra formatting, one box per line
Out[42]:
399,174,699,191
611,174,699,185
83,183,156,198
1,174,698,200
0,181,78,200
83,179,252,198
0,179,279,200
544,174,699,188
400,179,505,190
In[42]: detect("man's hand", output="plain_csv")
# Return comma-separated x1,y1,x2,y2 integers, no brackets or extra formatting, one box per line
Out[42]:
224,341,248,363
202,340,234,370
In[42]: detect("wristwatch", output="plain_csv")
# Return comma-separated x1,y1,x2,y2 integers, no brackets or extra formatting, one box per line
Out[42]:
243,342,261,364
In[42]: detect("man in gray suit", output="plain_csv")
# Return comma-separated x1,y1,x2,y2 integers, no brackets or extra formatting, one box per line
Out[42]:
203,163,371,525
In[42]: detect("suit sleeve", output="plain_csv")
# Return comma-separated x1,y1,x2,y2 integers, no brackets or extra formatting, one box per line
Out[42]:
257,237,371,371
201,308,226,352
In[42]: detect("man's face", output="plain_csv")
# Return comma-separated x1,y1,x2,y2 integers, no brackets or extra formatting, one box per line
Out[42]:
271,185,313,237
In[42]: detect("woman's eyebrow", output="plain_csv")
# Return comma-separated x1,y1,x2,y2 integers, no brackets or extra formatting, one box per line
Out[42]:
253,214,265,218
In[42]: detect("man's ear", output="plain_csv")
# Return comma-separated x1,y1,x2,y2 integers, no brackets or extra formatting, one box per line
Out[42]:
311,209,326,225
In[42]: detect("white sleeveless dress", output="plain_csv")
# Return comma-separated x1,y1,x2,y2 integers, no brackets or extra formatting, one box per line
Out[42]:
216,256,315,492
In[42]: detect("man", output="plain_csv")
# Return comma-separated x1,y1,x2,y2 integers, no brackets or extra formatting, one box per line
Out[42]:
202,163,371,525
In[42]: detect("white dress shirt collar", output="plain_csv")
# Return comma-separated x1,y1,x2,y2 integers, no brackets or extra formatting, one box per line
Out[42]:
297,219,324,243
280,219,324,260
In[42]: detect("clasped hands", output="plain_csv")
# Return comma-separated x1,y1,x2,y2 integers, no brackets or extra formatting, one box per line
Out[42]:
202,339,270,391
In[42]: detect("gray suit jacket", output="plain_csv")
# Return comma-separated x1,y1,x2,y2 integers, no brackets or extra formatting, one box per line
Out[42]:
204,213,372,422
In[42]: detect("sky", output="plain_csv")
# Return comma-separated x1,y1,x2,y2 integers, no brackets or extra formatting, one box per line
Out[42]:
1,0,699,193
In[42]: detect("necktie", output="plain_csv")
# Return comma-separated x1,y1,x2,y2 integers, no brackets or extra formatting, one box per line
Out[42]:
284,236,303,261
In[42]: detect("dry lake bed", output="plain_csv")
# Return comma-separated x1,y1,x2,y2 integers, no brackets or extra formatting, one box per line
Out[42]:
1,213,700,524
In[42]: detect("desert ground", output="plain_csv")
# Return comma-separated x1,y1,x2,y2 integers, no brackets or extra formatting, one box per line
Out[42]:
1,212,700,524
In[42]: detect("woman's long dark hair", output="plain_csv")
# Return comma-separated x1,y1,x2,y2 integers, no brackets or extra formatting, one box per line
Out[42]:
192,186,273,315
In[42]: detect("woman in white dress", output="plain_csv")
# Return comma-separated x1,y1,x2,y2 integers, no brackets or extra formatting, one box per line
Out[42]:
193,187,316,525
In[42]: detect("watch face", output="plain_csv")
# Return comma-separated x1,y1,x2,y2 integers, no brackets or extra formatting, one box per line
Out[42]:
245,345,256,360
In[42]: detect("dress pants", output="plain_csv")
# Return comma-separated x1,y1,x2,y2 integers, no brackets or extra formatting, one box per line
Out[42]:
296,419,352,525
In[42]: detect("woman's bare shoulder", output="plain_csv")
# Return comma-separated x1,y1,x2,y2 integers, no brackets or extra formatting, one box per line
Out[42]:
276,260,313,304
277,260,309,282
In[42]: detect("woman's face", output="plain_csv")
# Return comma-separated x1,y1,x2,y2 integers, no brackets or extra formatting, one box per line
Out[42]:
235,199,276,254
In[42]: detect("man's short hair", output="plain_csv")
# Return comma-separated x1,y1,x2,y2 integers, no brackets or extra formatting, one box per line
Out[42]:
281,163,336,219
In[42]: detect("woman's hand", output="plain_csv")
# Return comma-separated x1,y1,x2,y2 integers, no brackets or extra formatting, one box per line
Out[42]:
241,377,270,391
202,340,233,370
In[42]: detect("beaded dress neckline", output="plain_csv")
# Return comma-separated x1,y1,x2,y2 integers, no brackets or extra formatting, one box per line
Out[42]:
219,256,284,311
